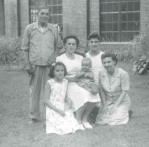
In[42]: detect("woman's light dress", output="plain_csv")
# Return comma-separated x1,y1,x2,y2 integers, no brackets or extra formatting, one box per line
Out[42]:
96,68,131,125
46,79,79,135
56,53,101,111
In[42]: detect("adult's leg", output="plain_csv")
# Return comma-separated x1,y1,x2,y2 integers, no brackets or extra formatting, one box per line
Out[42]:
29,66,42,120
82,102,96,122
75,102,89,124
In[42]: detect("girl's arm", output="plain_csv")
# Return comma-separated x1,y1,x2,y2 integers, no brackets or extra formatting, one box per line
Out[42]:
44,82,65,117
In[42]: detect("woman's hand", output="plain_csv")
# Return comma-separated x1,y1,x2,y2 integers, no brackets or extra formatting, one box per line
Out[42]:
110,104,119,115
101,105,109,115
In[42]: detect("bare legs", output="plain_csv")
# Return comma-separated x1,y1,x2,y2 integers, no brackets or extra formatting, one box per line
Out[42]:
75,102,96,124
82,102,96,122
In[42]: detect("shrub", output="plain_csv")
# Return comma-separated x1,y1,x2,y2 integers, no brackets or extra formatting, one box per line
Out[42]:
0,36,25,71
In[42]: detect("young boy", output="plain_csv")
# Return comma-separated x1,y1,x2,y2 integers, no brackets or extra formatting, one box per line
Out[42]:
75,57,99,95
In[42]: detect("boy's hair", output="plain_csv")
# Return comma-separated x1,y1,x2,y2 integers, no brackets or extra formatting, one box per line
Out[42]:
88,32,100,41
63,35,80,47
82,57,92,67
49,62,67,78
101,52,118,65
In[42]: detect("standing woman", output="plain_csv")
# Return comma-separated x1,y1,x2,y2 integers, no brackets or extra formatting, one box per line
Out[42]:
56,35,100,129
96,53,131,125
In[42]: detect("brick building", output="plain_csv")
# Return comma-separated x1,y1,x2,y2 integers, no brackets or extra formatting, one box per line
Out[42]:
0,0,149,50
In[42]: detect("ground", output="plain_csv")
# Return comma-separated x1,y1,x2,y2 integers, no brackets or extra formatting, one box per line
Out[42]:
0,62,149,147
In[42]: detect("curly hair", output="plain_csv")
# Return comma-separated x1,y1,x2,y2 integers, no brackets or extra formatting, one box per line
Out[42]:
63,35,80,47
101,52,118,65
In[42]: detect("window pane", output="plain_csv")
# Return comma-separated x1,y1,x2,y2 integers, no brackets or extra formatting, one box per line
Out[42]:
101,23,107,31
101,14,107,22
57,0,62,4
112,3,119,12
107,3,112,12
128,22,134,31
112,33,119,41
113,13,118,22
121,23,127,31
107,14,112,22
134,22,140,30
134,13,140,21
58,15,62,23
128,13,133,21
121,13,127,22
112,23,118,31
101,4,107,12
101,33,107,42
134,2,140,11
107,33,113,41
128,2,133,11
47,0,52,5
53,6,57,14
53,15,57,23
53,0,57,5
107,23,113,31
121,2,127,11
58,6,62,14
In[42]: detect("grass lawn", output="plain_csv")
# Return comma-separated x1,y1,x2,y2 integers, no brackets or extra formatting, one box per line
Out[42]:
0,62,149,147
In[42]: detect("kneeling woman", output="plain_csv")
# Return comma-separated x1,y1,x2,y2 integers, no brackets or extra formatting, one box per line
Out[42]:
96,53,131,125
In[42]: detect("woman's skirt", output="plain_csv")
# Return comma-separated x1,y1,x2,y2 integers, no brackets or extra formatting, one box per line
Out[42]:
67,82,101,111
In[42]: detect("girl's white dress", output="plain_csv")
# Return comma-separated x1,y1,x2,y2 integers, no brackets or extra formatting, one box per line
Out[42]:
46,79,79,135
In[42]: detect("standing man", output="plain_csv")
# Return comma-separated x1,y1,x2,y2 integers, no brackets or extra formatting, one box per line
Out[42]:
22,6,63,123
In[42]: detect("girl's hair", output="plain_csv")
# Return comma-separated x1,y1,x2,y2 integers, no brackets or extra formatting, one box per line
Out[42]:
88,32,100,41
49,62,67,78
101,52,118,65
63,35,80,47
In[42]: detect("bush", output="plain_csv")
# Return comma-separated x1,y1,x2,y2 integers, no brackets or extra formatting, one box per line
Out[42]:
0,36,25,71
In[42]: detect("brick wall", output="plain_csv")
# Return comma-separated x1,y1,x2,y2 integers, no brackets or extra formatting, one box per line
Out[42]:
4,0,18,36
19,0,29,36
90,0,100,35
140,0,149,35
63,0,87,50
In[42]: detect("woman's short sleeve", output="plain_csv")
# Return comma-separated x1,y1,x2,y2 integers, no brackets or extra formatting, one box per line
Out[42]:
121,72,130,91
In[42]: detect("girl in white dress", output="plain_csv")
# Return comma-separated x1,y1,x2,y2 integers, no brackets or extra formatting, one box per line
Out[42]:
44,62,80,135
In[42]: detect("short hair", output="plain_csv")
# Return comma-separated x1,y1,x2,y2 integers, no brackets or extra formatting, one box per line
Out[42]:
88,32,100,41
101,52,118,65
49,62,67,78
37,6,49,13
63,35,80,47
82,57,92,66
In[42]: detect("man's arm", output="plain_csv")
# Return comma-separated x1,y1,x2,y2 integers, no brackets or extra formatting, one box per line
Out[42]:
48,29,63,65
21,25,33,74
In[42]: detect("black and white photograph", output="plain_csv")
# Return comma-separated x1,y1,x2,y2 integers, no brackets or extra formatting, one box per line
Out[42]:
0,0,148,147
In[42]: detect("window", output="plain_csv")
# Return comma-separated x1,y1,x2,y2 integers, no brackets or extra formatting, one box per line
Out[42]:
100,0,140,42
47,0,63,39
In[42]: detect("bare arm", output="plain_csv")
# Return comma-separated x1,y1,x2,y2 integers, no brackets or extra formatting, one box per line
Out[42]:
75,70,85,79
44,82,65,116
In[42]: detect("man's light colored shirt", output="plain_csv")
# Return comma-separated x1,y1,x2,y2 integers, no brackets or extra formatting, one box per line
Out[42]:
22,22,63,66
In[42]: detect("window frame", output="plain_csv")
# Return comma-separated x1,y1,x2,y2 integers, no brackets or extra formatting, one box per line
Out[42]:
100,0,140,42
